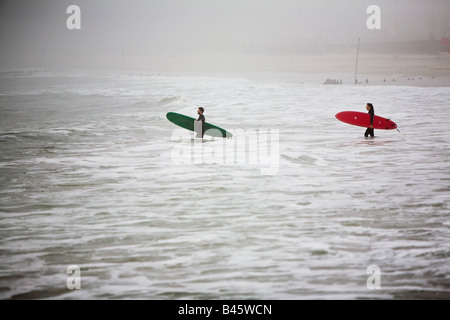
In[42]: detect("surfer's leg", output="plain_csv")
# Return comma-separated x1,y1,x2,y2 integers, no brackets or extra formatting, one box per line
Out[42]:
364,128,370,137
370,128,375,137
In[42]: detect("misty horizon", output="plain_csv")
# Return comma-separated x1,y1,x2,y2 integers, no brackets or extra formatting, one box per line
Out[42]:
1,0,449,72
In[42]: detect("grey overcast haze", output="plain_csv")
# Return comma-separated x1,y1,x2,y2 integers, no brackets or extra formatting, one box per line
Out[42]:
0,0,449,71
1,0,450,303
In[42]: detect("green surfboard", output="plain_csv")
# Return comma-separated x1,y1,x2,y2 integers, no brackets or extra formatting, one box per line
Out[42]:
166,112,233,138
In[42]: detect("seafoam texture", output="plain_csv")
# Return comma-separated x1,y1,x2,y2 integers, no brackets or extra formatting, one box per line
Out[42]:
0,72,449,299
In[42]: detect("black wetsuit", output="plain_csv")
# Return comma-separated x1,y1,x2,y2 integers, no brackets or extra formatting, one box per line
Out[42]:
364,109,375,137
196,114,205,138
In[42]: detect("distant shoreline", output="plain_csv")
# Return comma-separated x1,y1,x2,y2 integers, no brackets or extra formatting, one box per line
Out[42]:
237,72,450,88
1,52,449,88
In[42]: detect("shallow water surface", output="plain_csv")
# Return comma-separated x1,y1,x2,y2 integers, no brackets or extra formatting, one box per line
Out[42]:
0,72,449,299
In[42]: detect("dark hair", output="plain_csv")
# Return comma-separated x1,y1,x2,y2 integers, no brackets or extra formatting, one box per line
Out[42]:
367,103,374,111
198,107,204,113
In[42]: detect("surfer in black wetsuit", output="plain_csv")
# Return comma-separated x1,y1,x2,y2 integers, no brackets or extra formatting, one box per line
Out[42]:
195,107,205,138
364,103,375,138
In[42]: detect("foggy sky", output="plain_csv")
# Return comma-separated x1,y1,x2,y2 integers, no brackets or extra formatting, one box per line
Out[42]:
0,0,449,72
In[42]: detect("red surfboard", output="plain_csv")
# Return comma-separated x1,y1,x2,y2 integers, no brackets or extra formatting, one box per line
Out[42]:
335,111,397,130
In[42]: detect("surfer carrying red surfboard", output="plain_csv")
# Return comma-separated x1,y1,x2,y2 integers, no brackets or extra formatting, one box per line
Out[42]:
335,106,397,133
364,103,375,138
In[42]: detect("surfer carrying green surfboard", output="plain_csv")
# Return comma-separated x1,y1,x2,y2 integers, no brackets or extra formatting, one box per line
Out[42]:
195,107,205,138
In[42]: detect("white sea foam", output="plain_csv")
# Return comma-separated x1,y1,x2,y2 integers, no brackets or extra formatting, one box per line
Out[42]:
0,72,449,299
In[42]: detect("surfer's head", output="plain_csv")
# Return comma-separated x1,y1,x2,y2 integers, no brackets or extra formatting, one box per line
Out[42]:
366,103,374,111
197,107,204,114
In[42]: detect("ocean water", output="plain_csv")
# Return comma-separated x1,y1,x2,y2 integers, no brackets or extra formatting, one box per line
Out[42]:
0,71,449,299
